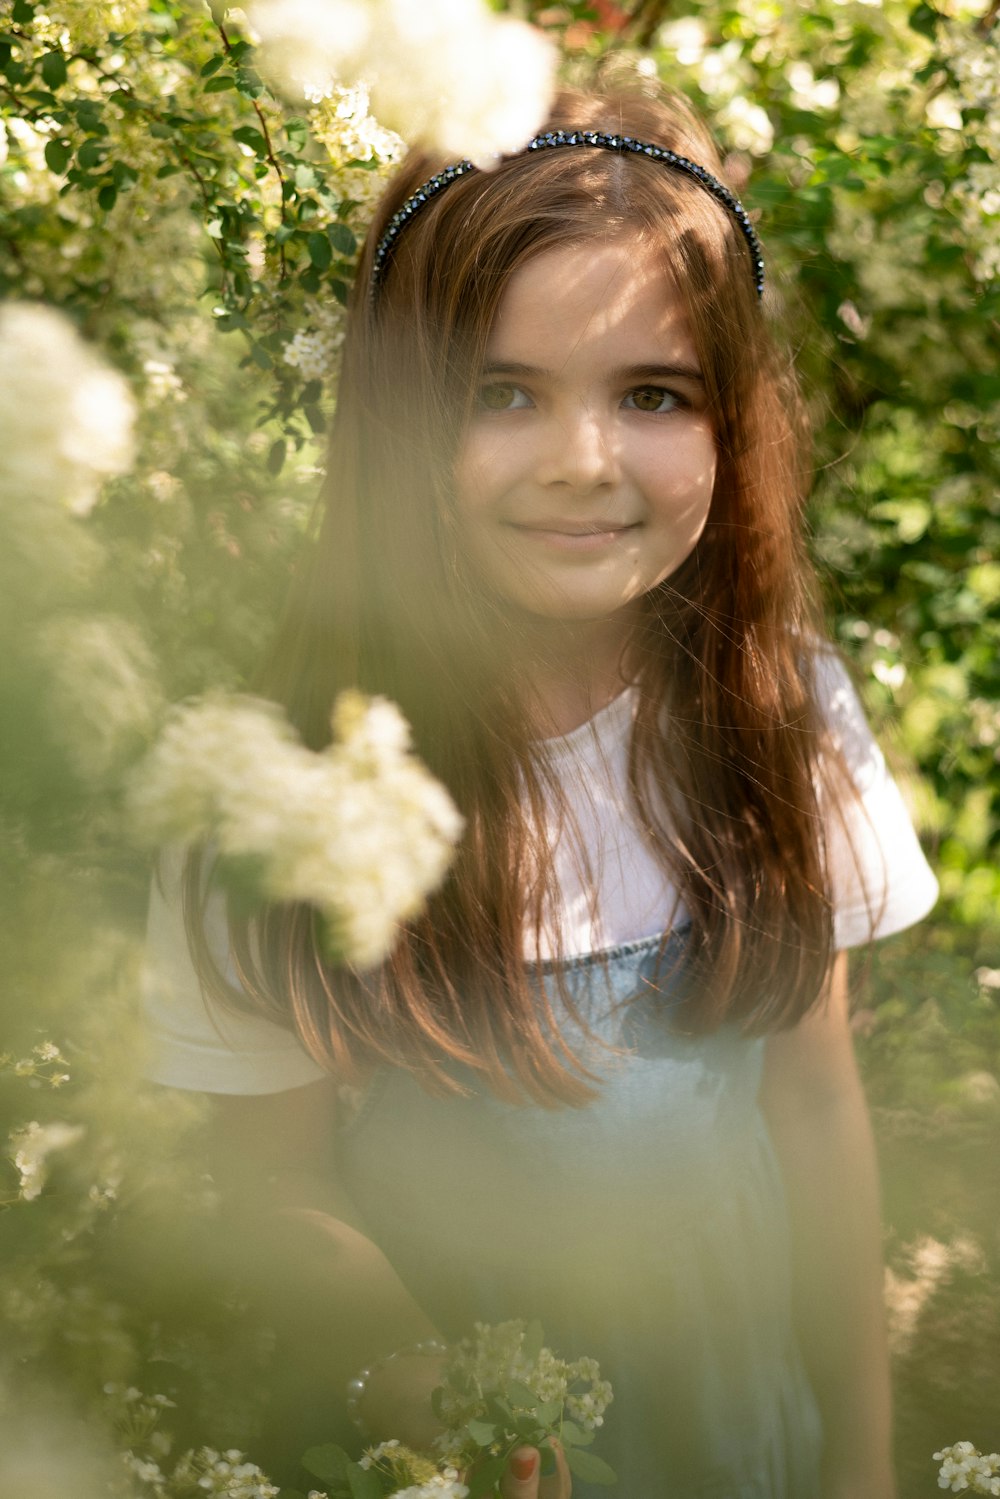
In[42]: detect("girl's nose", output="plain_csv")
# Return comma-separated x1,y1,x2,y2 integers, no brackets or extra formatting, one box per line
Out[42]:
534,405,620,492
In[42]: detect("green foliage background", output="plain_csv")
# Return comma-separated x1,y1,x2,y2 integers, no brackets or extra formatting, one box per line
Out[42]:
0,0,997,1494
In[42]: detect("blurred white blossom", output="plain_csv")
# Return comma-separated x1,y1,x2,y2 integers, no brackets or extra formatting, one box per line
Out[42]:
7,1120,84,1201
247,0,556,163
716,95,774,155
656,17,708,67
37,614,164,783
0,302,135,517
128,691,464,968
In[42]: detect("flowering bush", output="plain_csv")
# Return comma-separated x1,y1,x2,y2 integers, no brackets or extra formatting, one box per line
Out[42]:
0,4,997,1498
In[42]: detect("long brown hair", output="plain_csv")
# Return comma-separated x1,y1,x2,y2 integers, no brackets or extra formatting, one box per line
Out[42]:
187,87,855,1104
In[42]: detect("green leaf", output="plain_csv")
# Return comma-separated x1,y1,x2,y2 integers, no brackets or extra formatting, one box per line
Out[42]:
466,1419,497,1446
200,53,225,76
112,160,138,188
11,0,34,22
532,1399,561,1426
557,1420,593,1447
77,138,107,170
302,1444,351,1483
40,50,67,89
346,1462,383,1499
250,342,273,370
285,115,308,149
307,230,332,269
203,74,236,92
331,278,350,306
267,437,286,474
295,162,317,191
908,1,940,36
303,404,327,435
235,68,264,97
233,125,267,155
506,1379,540,1409
97,183,117,211
564,1447,617,1484
467,1453,508,1498
44,138,71,174
327,220,357,255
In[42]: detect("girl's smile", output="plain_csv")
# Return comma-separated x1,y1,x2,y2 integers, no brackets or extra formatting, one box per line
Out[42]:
453,235,717,630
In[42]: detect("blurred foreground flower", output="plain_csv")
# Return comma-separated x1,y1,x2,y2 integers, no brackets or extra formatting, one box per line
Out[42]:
934,1442,1000,1493
128,691,464,968
0,302,135,517
247,0,556,163
7,1119,84,1202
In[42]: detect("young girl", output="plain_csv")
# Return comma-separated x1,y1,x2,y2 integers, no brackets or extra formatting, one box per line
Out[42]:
143,87,939,1498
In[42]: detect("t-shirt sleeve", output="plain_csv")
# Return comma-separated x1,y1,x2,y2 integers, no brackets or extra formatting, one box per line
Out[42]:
814,648,939,949
141,847,329,1095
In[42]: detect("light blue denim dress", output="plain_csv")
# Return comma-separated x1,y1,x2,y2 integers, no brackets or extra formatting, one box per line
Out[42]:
337,928,823,1498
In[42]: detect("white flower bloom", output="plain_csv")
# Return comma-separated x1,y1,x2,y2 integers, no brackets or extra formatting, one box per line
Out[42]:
248,0,556,161
0,302,135,517
7,1119,84,1201
128,691,464,969
282,306,345,382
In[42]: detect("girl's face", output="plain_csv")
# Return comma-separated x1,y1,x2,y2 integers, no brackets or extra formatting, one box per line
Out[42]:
453,235,717,630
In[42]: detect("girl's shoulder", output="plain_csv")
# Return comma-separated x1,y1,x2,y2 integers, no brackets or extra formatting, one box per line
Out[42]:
141,846,327,1096
802,643,940,946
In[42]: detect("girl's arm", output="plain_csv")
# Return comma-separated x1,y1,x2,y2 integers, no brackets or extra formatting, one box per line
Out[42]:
208,1078,448,1449
760,952,896,1499
208,1082,573,1499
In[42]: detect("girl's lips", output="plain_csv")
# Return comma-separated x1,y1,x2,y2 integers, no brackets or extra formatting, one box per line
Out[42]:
508,522,638,551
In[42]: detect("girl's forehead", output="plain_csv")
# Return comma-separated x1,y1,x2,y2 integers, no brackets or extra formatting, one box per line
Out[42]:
484,236,696,366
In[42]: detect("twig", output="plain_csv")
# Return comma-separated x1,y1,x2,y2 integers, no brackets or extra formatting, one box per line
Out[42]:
216,18,288,280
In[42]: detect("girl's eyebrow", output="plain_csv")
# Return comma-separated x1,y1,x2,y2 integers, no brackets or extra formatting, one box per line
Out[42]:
479,359,706,385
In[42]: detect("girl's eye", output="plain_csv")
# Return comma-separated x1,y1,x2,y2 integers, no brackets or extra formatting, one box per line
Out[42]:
625,386,679,414
476,383,530,412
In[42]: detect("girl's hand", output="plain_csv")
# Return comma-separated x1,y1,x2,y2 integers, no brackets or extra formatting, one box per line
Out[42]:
500,1442,571,1499
358,1348,449,1450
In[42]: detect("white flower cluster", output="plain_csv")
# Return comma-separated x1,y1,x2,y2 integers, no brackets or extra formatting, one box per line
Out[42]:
4,1040,71,1087
282,305,346,382
934,1442,1000,1494
308,81,404,210
391,1471,468,1499
128,690,464,969
440,1320,613,1434
6,1119,84,1201
247,0,556,164
0,302,135,518
170,1448,279,1498
359,1439,468,1498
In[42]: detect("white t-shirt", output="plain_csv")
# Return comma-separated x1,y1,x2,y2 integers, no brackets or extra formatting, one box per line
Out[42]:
141,651,938,1095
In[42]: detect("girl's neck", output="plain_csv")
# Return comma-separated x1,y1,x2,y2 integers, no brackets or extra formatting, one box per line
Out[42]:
516,612,636,739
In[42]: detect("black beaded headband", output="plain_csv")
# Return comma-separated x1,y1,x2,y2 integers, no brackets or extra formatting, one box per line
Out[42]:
371,128,765,301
